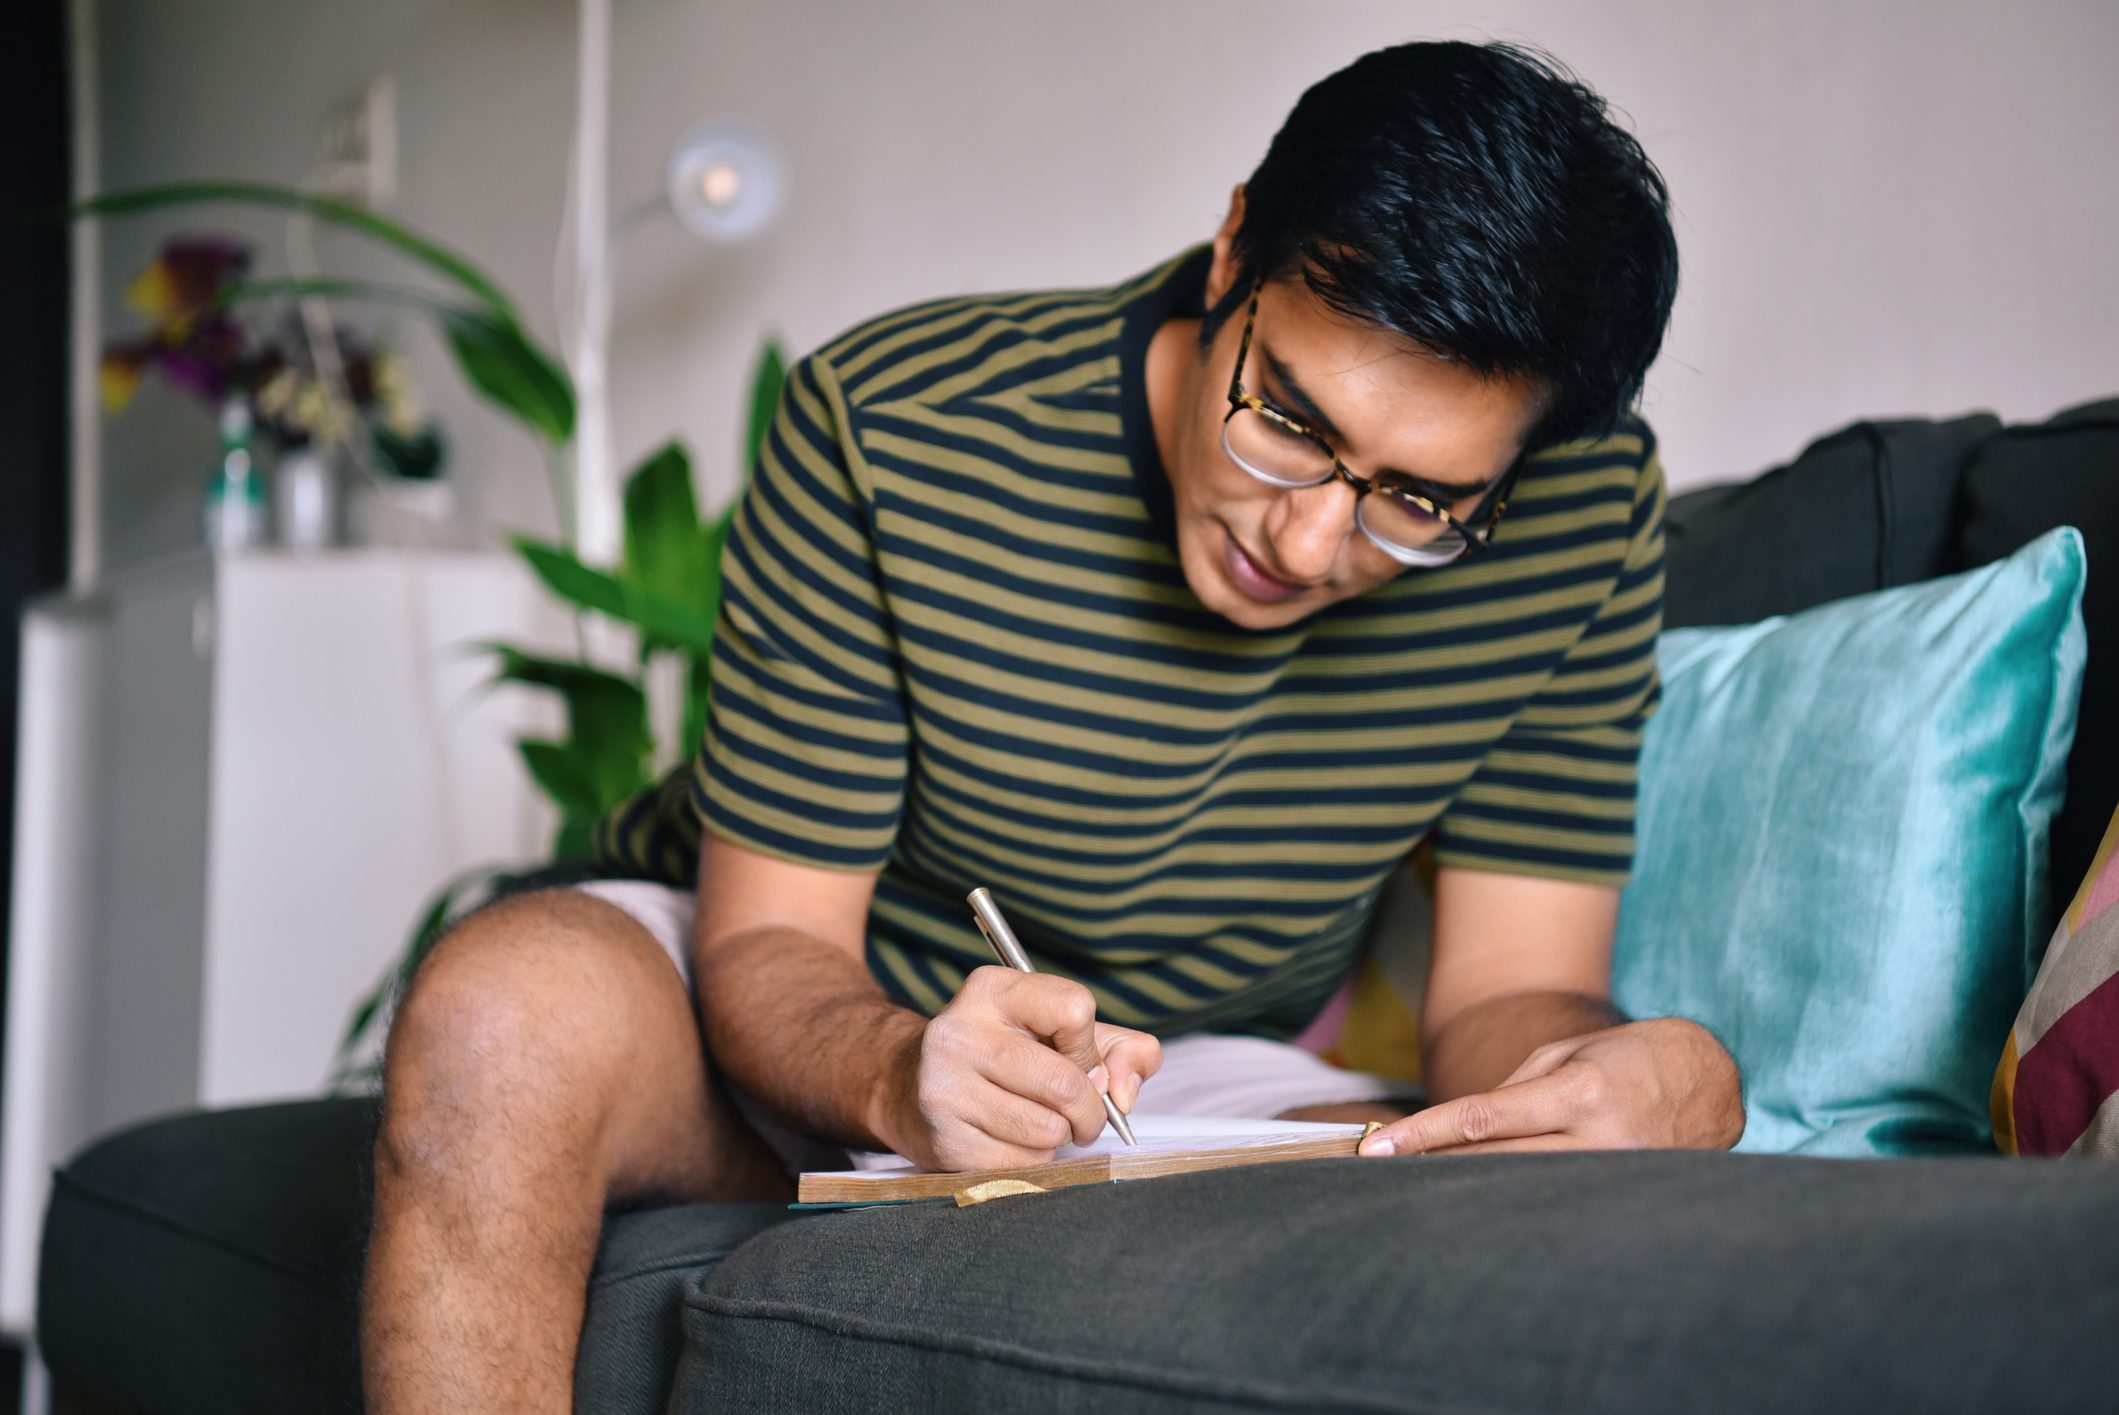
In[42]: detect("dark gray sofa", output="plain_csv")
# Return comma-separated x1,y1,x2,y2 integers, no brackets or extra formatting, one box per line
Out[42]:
41,1095,2119,1414
35,399,2119,1413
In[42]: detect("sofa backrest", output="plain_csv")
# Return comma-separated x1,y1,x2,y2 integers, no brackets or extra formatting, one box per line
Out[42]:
1956,399,2119,910
1662,397,2118,929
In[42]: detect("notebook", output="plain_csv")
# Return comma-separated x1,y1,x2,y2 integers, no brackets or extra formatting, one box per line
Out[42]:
795,1115,1370,1205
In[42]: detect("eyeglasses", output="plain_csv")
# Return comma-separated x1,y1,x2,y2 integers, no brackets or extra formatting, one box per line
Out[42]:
1222,279,1522,566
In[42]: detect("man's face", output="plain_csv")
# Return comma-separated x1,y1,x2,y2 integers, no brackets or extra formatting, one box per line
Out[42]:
1149,191,1550,632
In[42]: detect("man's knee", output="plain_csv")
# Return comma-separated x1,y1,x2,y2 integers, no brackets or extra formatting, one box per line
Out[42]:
377,888,690,1182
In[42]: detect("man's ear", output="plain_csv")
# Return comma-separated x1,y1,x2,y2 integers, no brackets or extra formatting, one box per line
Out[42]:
1204,183,1248,308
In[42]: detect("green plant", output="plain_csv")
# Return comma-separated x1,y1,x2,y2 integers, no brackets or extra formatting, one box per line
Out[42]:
498,363,783,861
74,182,778,1087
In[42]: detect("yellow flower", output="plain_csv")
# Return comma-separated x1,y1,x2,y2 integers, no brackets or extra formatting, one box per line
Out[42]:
99,345,149,412
124,260,182,327
123,239,251,340
371,352,427,438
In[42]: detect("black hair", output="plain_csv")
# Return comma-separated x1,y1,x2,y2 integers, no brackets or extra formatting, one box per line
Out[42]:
1202,40,1679,452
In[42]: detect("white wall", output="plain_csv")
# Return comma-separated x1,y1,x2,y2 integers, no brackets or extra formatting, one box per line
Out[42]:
88,0,2119,573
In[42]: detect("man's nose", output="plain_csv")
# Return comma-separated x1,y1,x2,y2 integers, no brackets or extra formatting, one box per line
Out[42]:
1267,479,1358,583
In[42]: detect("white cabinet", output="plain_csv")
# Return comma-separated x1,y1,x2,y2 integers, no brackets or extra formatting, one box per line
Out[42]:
2,549,565,1333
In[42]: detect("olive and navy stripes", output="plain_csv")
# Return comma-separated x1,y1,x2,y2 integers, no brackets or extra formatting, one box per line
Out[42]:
594,246,1664,1040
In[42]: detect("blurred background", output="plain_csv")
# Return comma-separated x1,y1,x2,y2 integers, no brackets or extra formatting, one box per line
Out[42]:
0,0,2114,1404
74,0,2119,563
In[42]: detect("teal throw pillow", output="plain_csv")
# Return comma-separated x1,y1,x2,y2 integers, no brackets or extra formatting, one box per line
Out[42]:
1613,527,2086,1156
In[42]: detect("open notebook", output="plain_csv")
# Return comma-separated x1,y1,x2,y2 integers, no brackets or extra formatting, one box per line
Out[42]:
796,1115,1369,1205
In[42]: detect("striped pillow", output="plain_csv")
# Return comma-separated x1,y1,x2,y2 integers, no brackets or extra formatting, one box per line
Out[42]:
1994,799,2119,1157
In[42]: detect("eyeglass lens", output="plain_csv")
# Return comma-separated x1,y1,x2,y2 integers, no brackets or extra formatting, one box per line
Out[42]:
1222,406,1467,561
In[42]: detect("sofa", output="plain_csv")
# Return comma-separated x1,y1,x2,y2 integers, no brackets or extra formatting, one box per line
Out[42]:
35,399,2119,1414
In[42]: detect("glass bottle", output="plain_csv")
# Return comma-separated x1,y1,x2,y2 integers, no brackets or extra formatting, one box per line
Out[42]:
204,397,268,552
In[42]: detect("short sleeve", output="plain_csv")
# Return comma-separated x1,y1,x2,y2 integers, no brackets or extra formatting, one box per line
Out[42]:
690,353,910,871
1429,431,1667,887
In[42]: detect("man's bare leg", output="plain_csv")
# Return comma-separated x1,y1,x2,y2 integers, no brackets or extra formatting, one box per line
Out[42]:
361,889,789,1414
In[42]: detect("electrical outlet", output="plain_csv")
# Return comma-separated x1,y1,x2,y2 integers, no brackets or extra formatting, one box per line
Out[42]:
313,76,397,207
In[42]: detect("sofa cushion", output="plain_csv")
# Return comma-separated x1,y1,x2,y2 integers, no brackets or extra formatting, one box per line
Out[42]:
1612,529,2085,1156
39,1099,375,1414
1662,411,1999,630
1959,397,2119,906
36,1098,797,1415
675,1149,2119,1414
1995,796,2119,1157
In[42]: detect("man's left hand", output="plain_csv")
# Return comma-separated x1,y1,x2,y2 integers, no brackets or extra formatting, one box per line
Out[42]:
1358,1017,1744,1157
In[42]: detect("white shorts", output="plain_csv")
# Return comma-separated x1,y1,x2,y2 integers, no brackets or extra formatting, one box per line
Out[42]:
576,879,1425,1175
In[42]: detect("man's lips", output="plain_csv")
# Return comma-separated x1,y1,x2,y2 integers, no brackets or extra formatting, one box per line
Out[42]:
1222,530,1312,604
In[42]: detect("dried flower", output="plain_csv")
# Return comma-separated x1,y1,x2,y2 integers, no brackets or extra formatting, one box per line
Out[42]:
103,233,444,477
123,237,250,339
99,339,153,412
371,352,426,438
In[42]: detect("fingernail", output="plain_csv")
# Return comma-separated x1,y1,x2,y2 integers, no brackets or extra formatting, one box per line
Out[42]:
1088,1065,1109,1091
1121,1074,1141,1110
1360,1135,1395,1157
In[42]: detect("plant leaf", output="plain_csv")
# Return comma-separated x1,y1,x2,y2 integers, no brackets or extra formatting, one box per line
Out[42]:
622,442,708,608
484,647,653,769
518,739,606,818
512,534,717,651
328,865,497,1087
518,714,649,829
440,307,575,445
73,181,518,319
512,536,629,618
553,813,596,862
681,649,713,765
219,275,459,315
624,583,719,657
330,1059,383,1093
745,338,788,474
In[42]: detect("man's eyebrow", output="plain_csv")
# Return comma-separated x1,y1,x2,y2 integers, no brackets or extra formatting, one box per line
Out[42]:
1258,344,1501,500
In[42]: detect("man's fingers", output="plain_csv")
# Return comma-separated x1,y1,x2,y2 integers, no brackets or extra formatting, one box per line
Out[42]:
1497,1034,1589,1089
1415,1133,1583,1157
974,1033,1107,1145
1093,1025,1162,1113
980,968,1104,1073
1357,1071,1585,1156
956,1078,1083,1158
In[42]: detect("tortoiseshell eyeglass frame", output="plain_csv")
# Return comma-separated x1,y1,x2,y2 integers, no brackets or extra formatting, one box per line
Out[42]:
1223,278,1526,564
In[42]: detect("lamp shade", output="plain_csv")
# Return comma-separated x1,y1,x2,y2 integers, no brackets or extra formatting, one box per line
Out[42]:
663,120,786,243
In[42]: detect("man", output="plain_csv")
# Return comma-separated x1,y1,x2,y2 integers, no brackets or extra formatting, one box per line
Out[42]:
363,38,1744,1411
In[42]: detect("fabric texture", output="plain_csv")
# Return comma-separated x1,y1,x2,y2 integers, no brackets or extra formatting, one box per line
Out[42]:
35,1098,798,1415
42,1101,2119,1415
1660,411,1998,630
1994,798,2119,1156
677,1149,2119,1414
39,1098,376,1414
1612,528,2086,1155
1958,397,2119,914
594,245,1668,1041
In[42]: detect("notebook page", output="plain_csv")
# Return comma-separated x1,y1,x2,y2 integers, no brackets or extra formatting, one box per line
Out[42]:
810,1116,1365,1183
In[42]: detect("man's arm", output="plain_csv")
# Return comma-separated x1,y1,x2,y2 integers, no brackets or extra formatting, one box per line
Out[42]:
691,830,1161,1173
1358,865,1743,1156
690,832,919,1150
1420,865,1626,1100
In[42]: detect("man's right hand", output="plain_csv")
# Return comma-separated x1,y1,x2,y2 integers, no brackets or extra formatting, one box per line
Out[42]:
879,965,1162,1173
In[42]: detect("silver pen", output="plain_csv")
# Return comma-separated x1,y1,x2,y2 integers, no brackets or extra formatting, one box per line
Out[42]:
966,887,1138,1147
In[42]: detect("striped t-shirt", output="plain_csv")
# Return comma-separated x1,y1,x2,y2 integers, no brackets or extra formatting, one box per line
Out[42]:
595,245,1666,1040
